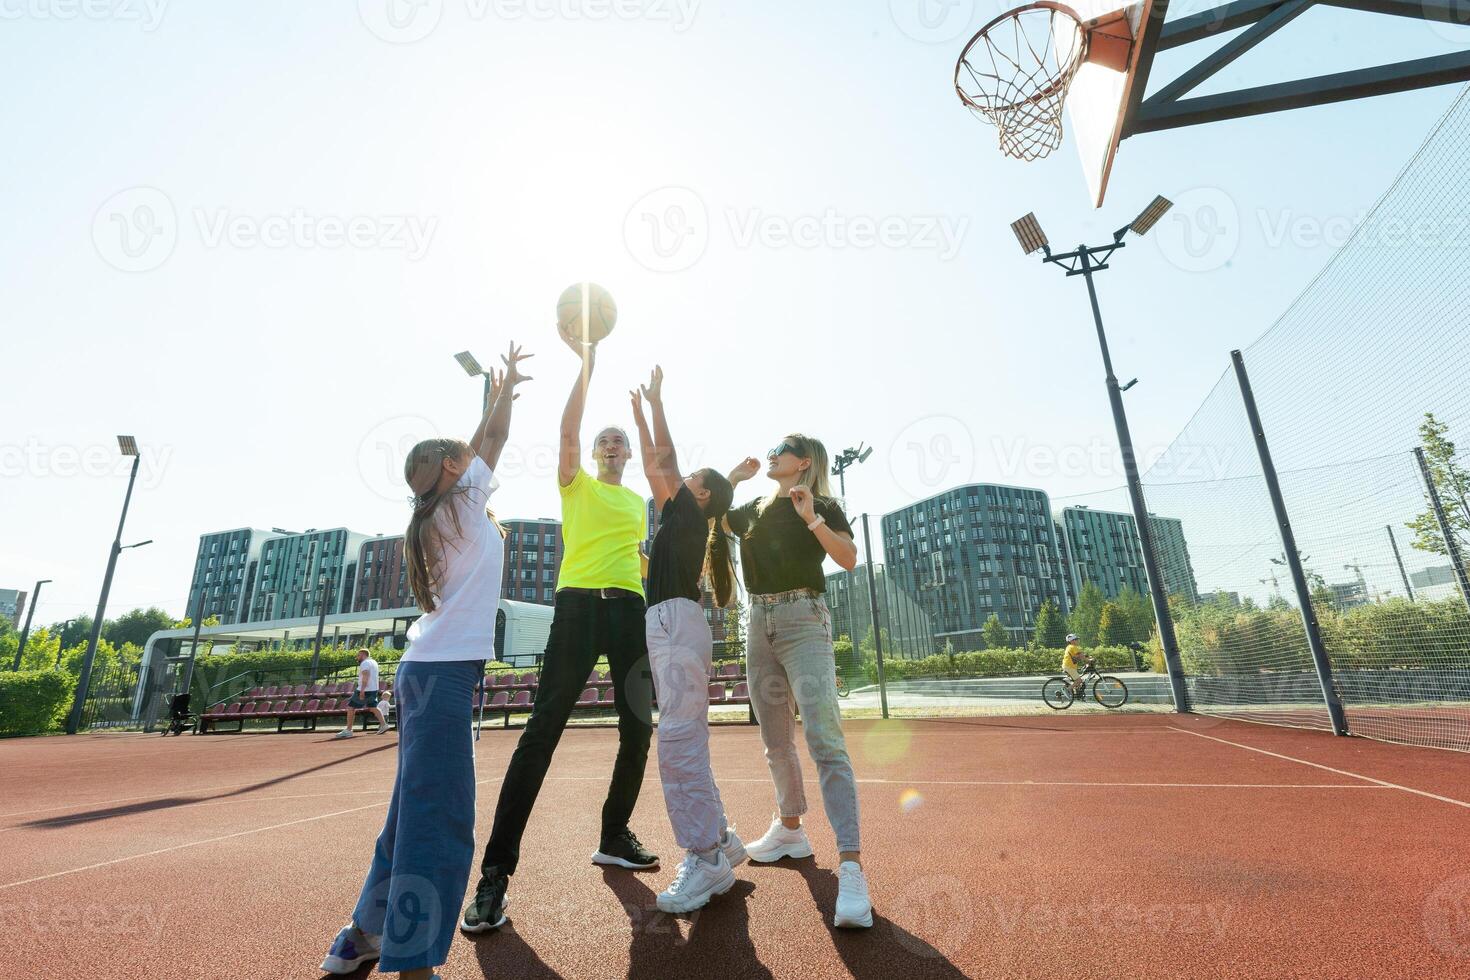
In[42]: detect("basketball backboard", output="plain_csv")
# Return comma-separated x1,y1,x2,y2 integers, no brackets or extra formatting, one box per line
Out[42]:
1065,0,1160,207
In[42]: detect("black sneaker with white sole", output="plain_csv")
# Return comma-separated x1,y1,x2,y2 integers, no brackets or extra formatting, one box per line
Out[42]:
592,829,659,869
460,868,509,933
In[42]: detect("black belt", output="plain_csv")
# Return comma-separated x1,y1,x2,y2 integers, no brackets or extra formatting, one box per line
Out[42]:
559,587,643,600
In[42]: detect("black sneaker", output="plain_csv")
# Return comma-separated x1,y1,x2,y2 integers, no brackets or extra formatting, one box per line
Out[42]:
593,829,659,869
460,868,509,933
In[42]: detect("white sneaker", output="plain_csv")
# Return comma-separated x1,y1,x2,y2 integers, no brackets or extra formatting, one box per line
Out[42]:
332,728,354,740
834,861,873,928
320,923,381,974
656,851,736,913
744,816,813,863
720,826,748,868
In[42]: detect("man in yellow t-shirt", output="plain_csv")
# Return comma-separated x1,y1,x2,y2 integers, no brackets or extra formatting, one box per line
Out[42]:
466,325,658,934
1063,634,1086,696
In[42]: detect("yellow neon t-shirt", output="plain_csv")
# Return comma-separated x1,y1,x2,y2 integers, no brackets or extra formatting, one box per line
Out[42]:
1062,643,1082,671
556,469,646,596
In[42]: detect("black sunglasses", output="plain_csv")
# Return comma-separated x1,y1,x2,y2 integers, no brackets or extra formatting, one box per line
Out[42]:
768,443,799,459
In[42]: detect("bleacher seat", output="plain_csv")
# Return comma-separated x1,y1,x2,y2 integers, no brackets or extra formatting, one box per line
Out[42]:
576,687,599,706
729,682,750,705
509,690,531,709
719,664,740,679
488,691,510,709
600,688,617,704
708,683,727,704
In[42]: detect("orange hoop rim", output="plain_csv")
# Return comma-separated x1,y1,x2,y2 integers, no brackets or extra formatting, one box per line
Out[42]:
953,1,1089,114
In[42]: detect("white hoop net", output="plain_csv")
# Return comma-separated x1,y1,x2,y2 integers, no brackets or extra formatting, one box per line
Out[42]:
955,3,1087,161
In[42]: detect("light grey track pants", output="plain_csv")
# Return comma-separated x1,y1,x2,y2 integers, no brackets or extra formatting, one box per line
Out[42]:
647,597,729,853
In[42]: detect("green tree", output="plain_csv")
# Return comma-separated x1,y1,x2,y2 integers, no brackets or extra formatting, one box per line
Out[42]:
1097,602,1128,646
1070,582,1106,645
105,607,177,648
1033,598,1068,648
53,617,92,649
981,613,1009,649
1115,586,1154,643
722,599,746,661
1407,412,1470,557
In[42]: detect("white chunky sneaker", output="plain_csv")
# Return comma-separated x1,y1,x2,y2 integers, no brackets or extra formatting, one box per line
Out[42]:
833,861,873,929
720,826,748,868
656,851,736,914
320,922,381,974
744,816,813,863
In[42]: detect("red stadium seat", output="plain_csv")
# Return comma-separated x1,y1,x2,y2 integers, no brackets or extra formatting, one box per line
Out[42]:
290,684,308,698
729,682,750,705
509,690,531,708
489,690,510,708
491,673,511,689
719,664,740,679
247,687,264,699
576,687,599,706
600,687,617,704
708,684,727,704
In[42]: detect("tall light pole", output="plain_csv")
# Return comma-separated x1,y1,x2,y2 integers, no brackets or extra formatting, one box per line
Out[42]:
455,351,493,412
831,445,872,647
1011,198,1190,713
11,578,52,671
53,619,77,668
67,436,147,735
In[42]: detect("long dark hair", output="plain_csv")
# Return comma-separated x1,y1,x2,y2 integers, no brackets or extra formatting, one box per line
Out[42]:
697,467,737,608
403,437,485,613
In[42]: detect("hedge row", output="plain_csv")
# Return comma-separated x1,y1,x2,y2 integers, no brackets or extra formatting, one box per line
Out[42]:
0,671,73,737
854,645,1140,683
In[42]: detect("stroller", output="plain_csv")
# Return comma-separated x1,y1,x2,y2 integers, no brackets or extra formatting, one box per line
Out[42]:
161,692,195,736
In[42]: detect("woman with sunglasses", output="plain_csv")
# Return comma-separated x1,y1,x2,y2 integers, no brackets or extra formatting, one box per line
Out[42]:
724,434,872,928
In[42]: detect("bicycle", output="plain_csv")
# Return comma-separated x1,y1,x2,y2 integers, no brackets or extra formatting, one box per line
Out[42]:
1042,658,1128,710
834,669,851,699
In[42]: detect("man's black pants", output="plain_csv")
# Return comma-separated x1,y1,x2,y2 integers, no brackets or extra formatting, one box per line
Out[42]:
480,590,653,876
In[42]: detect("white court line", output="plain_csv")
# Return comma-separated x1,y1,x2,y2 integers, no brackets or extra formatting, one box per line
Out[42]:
0,776,503,893
534,775,1387,789
1169,726,1470,810
0,770,395,820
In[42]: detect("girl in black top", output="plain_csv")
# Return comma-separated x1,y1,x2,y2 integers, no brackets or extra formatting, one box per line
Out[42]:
628,367,747,915
723,433,873,929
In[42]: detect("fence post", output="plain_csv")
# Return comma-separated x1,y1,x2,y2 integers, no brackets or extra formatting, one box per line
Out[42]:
1385,524,1415,601
1414,446,1470,614
860,514,890,720
1231,350,1348,736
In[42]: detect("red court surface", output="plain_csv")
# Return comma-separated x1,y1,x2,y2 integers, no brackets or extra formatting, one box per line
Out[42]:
1,713,1468,979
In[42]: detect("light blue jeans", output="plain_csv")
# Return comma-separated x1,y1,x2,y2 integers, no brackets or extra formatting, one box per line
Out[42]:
746,592,862,853
351,658,481,972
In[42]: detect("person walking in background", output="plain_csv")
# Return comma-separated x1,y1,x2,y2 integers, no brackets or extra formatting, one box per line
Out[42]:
629,366,746,914
335,648,384,738
319,343,530,980
724,434,873,928
462,323,657,934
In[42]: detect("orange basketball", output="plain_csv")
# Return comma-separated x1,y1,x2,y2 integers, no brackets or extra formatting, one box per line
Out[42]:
556,282,617,346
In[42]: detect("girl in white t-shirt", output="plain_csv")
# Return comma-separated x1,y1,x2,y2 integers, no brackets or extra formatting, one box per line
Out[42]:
320,343,531,980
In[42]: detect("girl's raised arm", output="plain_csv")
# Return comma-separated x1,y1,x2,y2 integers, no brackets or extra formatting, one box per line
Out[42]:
473,342,532,472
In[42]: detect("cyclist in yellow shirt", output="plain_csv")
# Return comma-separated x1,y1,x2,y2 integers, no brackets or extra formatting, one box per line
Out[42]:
1062,633,1086,696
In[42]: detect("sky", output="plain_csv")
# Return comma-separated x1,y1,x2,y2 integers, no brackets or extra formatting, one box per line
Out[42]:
3,0,1468,627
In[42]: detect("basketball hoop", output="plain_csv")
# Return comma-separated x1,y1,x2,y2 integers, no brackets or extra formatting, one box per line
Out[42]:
954,2,1094,162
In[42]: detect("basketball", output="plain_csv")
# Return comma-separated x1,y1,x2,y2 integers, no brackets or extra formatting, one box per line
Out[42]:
556,282,618,346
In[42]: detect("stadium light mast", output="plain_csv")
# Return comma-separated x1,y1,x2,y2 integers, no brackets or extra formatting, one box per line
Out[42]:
454,351,493,412
11,578,52,671
1011,198,1190,713
67,437,147,734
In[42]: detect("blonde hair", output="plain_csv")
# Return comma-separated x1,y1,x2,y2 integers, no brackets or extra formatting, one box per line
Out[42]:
758,433,834,514
402,438,504,612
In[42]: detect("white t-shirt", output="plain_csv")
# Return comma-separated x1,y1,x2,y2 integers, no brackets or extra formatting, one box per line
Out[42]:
402,456,503,663
358,657,380,692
